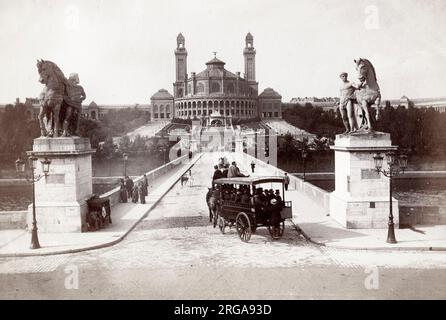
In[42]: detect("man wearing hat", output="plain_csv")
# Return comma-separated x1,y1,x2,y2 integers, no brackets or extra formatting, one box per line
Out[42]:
268,198,283,239
252,187,265,217
228,161,248,178
212,165,223,188
274,189,283,206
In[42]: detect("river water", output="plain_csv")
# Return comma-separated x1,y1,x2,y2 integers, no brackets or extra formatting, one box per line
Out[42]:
307,177,446,207
0,184,115,211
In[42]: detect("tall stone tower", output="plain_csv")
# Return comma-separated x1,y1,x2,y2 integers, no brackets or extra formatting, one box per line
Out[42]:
243,32,258,95
174,33,188,98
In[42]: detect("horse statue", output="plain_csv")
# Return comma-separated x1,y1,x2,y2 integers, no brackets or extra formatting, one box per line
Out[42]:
353,58,381,131
36,59,67,137
37,59,84,137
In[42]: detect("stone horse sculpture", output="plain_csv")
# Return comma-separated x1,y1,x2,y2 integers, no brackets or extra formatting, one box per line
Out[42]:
353,58,381,131
37,59,83,137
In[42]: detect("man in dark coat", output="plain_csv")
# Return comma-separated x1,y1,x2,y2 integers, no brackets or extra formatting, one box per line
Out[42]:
132,184,139,203
212,165,223,188
138,181,146,204
125,176,134,199
268,198,283,238
143,174,148,196
119,178,127,203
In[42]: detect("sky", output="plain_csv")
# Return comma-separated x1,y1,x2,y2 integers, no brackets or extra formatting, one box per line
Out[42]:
1,0,446,104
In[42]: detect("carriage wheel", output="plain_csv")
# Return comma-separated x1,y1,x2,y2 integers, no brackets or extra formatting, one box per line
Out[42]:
268,220,285,240
236,212,251,242
218,216,226,234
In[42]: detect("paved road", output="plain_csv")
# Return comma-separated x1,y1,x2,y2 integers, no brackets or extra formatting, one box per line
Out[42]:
1,153,445,299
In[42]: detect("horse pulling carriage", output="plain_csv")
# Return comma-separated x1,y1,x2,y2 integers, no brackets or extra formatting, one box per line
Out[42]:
209,176,293,242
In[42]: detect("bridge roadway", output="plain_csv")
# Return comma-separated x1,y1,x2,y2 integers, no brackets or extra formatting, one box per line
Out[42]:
0,152,445,299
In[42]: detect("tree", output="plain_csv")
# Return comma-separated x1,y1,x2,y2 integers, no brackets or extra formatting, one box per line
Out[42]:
118,135,131,152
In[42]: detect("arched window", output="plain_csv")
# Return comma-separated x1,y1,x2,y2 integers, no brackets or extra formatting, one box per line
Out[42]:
177,88,183,97
226,83,234,94
210,81,220,93
197,82,204,93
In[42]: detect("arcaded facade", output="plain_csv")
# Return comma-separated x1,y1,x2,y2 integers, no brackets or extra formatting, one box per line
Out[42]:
173,33,281,120
148,33,282,121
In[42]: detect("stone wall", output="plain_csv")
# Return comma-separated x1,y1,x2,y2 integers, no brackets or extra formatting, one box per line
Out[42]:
0,211,27,229
241,153,330,214
100,154,188,206
400,206,446,226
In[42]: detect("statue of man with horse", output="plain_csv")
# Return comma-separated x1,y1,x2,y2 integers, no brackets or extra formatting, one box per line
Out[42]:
36,59,86,138
337,58,381,133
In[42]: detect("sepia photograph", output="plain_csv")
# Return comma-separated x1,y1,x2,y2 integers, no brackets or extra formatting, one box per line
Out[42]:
0,0,445,305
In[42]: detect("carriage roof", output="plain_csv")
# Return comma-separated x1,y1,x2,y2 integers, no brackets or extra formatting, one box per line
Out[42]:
214,176,285,186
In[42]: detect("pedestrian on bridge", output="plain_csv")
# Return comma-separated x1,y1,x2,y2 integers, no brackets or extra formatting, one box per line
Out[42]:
138,181,146,204
119,178,128,203
143,174,148,196
284,173,290,191
125,176,134,198
131,184,139,203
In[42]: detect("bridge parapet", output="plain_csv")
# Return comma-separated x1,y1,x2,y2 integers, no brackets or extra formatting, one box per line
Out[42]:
100,154,189,206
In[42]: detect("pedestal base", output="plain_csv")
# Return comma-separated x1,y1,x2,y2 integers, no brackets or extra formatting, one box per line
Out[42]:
27,201,88,233
330,192,399,229
329,131,399,229
27,137,95,233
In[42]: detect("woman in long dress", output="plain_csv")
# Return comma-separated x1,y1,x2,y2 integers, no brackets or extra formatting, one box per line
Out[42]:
119,178,128,203
132,184,139,203
138,182,146,204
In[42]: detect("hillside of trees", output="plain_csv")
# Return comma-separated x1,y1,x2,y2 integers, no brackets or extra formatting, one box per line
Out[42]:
280,104,446,172
0,105,155,177
282,104,446,157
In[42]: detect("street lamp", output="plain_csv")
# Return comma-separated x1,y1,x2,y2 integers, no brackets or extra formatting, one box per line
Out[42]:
373,151,408,244
301,149,308,182
15,155,51,249
122,152,128,176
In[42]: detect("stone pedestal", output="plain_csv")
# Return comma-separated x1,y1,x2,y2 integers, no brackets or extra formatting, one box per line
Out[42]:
27,137,95,233
329,132,399,229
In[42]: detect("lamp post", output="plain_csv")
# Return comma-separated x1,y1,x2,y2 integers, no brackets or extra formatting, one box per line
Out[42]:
122,152,128,176
301,149,307,182
15,155,51,249
373,151,408,244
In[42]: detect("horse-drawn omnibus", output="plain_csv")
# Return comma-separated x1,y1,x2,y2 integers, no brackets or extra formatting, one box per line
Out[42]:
211,176,293,242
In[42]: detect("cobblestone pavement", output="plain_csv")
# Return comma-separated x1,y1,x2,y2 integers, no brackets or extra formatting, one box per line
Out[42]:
0,153,445,299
